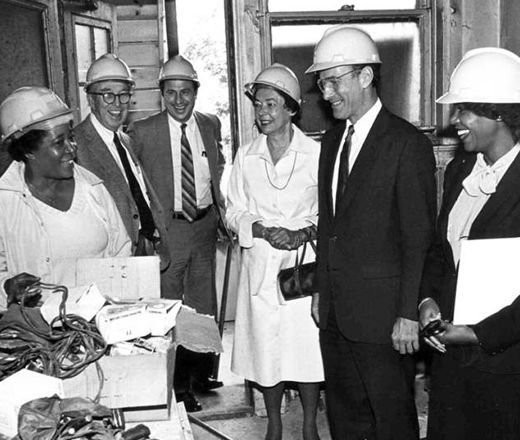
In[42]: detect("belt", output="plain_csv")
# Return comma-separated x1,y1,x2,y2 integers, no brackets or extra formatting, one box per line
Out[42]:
172,205,213,222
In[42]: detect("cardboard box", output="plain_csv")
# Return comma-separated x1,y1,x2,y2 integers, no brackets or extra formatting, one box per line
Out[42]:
63,257,223,421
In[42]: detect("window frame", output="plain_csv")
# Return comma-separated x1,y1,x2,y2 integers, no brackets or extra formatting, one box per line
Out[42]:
257,3,435,135
62,3,115,123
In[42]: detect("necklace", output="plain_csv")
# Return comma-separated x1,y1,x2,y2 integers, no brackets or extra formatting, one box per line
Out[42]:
264,151,297,191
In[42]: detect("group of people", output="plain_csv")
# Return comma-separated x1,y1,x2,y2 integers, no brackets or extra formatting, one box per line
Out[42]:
1,22,520,440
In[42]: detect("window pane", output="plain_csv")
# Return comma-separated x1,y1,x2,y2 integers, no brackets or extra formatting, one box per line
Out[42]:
176,0,232,163
75,24,92,84
0,2,48,103
93,27,109,58
271,21,421,133
268,0,419,12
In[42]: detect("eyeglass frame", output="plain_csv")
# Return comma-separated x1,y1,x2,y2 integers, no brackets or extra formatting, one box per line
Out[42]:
317,69,359,93
88,91,133,105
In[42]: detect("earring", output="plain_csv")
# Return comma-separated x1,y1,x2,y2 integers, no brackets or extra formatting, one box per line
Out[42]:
496,115,503,122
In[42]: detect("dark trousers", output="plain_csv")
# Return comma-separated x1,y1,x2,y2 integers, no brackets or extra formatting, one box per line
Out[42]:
320,309,419,440
162,208,219,392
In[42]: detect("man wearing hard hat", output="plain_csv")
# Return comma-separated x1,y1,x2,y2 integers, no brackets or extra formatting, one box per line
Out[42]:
73,54,170,279
128,55,228,412
306,26,437,439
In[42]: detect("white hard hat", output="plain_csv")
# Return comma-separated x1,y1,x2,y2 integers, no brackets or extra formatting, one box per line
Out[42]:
0,87,73,143
85,53,135,91
437,47,520,104
305,25,381,74
245,63,301,107
159,55,199,85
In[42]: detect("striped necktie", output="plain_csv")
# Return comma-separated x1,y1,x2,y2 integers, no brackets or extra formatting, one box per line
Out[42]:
180,123,198,222
335,124,355,209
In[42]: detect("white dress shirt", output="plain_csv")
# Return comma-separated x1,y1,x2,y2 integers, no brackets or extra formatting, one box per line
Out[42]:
331,99,382,211
89,114,150,207
167,114,213,211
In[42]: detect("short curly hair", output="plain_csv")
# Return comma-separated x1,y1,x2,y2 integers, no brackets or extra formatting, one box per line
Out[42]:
458,102,520,143
5,129,48,163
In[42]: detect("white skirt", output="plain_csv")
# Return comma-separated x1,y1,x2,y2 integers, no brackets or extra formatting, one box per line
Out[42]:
231,268,324,387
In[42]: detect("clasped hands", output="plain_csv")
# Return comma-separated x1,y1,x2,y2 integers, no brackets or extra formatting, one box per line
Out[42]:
253,222,308,251
419,298,479,353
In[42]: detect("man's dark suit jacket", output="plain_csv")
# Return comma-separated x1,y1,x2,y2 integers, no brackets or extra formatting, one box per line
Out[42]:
127,110,227,232
317,106,437,344
421,149,520,373
73,116,170,269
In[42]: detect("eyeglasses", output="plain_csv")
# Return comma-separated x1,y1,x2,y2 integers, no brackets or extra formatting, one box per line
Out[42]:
88,91,132,105
317,69,357,93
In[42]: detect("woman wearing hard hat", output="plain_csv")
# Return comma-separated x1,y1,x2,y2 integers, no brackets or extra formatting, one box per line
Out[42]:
0,86,131,310
419,48,520,439
226,64,323,440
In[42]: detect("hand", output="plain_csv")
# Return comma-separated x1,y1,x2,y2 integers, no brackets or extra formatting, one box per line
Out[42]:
5,272,41,306
436,323,479,346
391,317,420,354
311,293,320,326
264,227,302,250
418,298,446,353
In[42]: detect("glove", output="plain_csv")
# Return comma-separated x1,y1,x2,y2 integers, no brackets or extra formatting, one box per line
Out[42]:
5,272,41,307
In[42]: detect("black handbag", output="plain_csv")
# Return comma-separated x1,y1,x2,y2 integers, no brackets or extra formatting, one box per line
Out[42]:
278,237,318,301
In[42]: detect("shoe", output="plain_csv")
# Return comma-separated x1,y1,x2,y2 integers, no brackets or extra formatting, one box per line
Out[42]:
176,392,202,412
193,378,224,393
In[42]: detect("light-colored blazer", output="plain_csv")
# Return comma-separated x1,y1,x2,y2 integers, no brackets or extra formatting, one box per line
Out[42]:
73,116,170,269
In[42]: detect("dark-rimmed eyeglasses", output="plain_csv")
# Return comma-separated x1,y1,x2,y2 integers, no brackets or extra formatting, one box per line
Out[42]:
88,91,132,105
317,69,357,93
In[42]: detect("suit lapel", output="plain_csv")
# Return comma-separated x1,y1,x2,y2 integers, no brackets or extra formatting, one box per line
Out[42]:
194,111,219,184
471,150,520,233
84,120,133,201
335,108,387,216
322,122,345,220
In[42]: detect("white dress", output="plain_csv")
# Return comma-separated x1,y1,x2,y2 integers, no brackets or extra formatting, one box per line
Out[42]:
226,125,324,387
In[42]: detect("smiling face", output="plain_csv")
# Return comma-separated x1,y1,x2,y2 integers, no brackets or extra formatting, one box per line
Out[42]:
450,104,501,156
87,80,131,131
253,87,294,137
162,79,197,123
318,65,377,124
26,123,76,180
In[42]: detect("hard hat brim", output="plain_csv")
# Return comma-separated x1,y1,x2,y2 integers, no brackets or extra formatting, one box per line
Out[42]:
3,110,73,143
244,80,301,108
85,77,135,91
305,59,381,74
437,91,520,104
159,75,200,85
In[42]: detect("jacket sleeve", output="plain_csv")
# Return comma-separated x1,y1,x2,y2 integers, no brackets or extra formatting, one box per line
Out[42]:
473,295,520,353
395,131,437,320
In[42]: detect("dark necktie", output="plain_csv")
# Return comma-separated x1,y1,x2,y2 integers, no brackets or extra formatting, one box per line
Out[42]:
335,124,355,209
113,132,156,240
180,123,198,222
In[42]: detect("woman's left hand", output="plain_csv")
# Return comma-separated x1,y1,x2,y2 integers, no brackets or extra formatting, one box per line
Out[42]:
264,227,302,250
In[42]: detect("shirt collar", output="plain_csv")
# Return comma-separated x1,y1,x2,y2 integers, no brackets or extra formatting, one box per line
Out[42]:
348,98,382,139
247,124,313,158
167,113,196,132
90,113,119,145
463,143,520,196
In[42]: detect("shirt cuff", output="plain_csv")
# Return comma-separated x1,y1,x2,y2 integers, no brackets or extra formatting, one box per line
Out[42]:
238,214,263,248
418,297,433,311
